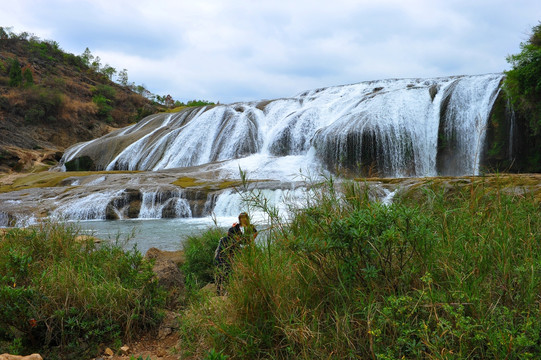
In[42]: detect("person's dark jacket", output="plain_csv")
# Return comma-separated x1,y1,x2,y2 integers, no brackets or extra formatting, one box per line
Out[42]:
215,223,257,265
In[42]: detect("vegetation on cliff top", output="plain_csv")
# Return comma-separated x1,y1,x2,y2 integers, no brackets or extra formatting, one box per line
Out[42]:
178,177,541,359
503,21,541,172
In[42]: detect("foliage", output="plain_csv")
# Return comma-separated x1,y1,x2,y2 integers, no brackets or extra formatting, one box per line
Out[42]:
101,64,117,80
178,178,541,359
22,68,34,87
92,84,116,122
118,68,129,86
505,22,541,135
205,348,229,360
23,86,64,123
0,222,166,358
173,99,216,107
8,58,22,87
182,228,223,286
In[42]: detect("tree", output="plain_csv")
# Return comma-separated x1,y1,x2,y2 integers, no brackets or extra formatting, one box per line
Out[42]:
505,22,541,135
117,68,129,86
101,64,117,80
81,47,94,67
8,59,22,87
164,94,174,108
90,56,101,72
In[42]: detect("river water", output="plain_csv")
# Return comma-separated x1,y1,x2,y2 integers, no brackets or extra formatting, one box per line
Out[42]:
75,216,239,253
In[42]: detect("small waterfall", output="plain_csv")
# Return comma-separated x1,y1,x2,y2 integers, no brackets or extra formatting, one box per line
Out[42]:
506,98,516,162
52,188,192,221
52,190,125,220
139,189,192,219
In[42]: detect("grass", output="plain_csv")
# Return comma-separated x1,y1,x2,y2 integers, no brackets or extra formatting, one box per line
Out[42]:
0,222,165,359
171,176,257,190
177,176,541,359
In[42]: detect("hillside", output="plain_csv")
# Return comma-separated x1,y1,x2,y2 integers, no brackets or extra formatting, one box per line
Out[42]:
0,29,162,173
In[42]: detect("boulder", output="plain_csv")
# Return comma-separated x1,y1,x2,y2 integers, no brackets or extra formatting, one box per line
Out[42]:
157,310,180,339
0,354,43,360
145,248,185,308
152,259,184,289
145,247,185,266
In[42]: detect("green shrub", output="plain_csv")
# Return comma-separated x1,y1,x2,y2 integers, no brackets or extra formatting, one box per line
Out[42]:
22,68,33,87
181,228,223,286
8,58,22,87
178,178,541,359
93,84,116,100
92,84,116,122
92,94,113,122
0,222,166,359
23,86,64,123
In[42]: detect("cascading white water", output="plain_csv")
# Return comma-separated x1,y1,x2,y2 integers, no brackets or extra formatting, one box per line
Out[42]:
60,74,504,178
52,189,125,220
139,189,192,219
211,188,309,222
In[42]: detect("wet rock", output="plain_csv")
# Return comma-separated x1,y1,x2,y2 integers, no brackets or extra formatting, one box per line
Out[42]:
429,84,438,101
65,155,95,171
127,200,142,218
105,203,120,220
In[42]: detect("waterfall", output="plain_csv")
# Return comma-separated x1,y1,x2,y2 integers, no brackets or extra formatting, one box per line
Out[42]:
59,74,504,178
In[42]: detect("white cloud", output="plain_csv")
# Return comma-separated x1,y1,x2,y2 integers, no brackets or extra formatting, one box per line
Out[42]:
1,0,540,103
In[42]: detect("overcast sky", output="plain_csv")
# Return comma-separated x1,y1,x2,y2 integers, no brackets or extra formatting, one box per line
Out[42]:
1,0,540,103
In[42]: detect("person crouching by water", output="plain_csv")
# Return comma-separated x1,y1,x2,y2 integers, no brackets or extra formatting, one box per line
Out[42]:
215,212,258,295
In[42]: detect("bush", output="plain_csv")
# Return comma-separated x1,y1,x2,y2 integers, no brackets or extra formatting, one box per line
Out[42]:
8,58,22,87
0,222,166,358
22,68,33,87
181,228,223,286
178,178,541,359
93,84,116,100
22,86,64,123
92,85,116,122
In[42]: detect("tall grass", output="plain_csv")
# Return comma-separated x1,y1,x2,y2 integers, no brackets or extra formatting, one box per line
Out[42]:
178,178,541,359
0,222,165,359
